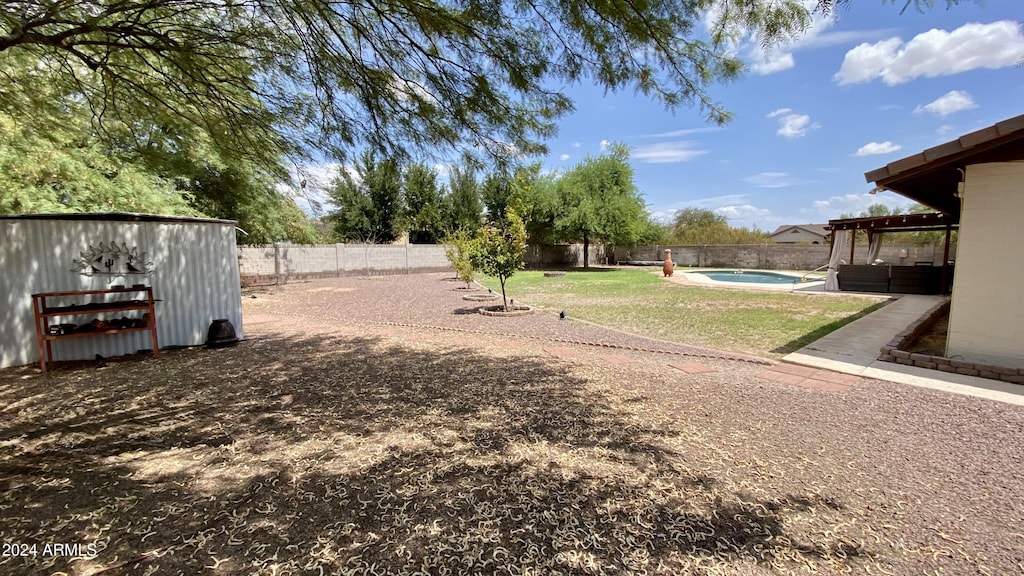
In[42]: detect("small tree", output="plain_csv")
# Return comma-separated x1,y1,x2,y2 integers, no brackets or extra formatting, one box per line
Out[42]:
470,207,527,311
444,228,478,288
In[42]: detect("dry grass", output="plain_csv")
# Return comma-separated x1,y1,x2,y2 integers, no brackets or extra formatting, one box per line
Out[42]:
0,274,1021,575
478,269,888,357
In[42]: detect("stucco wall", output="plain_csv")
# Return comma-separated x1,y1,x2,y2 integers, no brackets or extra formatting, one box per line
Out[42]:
946,161,1024,368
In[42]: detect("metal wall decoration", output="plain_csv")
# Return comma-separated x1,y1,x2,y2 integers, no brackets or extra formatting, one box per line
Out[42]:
72,242,154,276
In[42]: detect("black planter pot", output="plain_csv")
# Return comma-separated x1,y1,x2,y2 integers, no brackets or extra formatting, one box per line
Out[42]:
206,319,239,348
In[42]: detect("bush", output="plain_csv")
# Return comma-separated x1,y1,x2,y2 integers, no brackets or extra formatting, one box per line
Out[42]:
444,228,478,288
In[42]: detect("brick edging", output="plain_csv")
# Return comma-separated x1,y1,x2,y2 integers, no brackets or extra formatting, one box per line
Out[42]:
877,300,1024,384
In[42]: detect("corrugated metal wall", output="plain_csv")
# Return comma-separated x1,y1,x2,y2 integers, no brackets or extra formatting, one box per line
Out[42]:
0,216,242,368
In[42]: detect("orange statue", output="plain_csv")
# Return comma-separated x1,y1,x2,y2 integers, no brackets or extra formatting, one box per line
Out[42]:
663,249,674,277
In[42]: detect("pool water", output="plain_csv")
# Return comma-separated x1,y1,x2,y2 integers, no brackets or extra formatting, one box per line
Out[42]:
696,270,811,284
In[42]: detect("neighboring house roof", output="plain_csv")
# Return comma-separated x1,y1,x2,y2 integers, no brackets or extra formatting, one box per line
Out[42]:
769,224,830,238
864,114,1024,220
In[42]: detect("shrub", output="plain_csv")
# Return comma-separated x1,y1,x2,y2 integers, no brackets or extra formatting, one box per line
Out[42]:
444,227,478,288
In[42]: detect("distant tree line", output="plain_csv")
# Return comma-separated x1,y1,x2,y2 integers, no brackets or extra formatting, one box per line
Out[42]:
326,143,663,267
660,208,771,245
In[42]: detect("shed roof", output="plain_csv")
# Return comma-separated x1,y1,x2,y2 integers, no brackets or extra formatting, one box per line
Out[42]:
0,212,237,225
864,114,1024,220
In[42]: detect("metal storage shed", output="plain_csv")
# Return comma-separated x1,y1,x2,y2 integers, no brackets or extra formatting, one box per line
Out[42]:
0,213,243,369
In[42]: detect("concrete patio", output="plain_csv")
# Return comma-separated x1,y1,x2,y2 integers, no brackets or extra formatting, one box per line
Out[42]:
784,294,1024,406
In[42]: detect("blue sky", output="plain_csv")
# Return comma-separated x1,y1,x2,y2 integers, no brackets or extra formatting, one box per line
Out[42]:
538,1,1024,231
296,2,1023,232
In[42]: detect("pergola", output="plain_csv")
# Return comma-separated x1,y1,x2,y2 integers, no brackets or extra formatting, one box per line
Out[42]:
825,212,959,293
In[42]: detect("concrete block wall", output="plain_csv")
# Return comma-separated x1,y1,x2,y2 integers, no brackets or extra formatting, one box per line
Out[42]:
611,243,956,270
408,244,453,269
238,243,451,285
239,241,959,286
524,244,607,269
278,245,338,275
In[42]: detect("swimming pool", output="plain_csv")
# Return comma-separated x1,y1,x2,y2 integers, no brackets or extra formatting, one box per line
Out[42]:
695,270,815,284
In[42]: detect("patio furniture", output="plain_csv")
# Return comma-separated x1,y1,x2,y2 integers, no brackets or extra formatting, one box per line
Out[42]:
837,264,889,293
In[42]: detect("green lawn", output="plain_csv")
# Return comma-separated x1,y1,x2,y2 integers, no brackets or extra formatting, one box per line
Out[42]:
479,268,888,358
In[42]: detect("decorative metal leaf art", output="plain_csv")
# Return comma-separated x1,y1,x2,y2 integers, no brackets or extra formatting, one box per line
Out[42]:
71,241,154,276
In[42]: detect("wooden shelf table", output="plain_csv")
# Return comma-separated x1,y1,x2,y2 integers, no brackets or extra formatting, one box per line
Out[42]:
32,287,159,373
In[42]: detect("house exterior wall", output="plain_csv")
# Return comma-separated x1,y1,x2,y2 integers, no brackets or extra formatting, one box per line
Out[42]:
946,161,1024,368
770,228,827,244
0,215,242,368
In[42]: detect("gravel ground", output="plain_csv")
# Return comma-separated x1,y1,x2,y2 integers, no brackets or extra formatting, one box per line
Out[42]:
0,272,1021,575
242,273,770,364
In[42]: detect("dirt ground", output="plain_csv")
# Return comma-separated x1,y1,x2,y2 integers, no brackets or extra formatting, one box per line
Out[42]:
0,273,1021,575
903,313,950,358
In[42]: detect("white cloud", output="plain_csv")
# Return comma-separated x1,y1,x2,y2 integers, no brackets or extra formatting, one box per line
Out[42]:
802,192,914,220
855,141,902,156
743,172,815,188
680,194,752,210
651,196,779,228
599,139,610,151
714,204,775,225
571,141,582,148
648,209,676,224
632,141,708,163
770,111,820,139
750,52,796,75
650,194,749,222
914,90,977,117
638,127,722,138
432,163,452,179
389,77,439,105
559,154,571,161
833,37,903,85
707,0,890,76
276,161,346,216
835,20,1024,85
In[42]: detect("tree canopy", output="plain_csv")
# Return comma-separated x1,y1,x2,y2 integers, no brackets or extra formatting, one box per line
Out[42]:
404,162,446,244
0,0,870,170
327,151,404,242
446,166,484,234
0,64,319,243
0,0,970,228
551,143,653,267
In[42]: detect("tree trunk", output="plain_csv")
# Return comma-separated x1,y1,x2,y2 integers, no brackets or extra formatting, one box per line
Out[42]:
500,276,509,311
583,231,590,269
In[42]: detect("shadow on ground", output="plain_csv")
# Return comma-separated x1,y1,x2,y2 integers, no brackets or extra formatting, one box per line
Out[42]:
0,332,868,575
771,299,892,356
